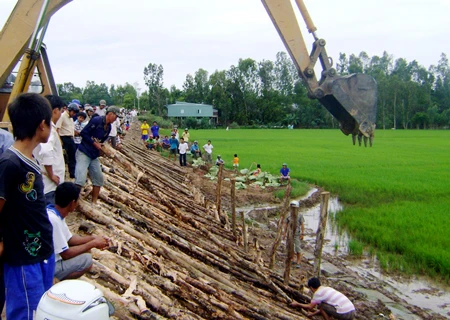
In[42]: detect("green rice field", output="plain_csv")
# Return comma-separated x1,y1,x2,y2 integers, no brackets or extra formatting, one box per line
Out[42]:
174,128,450,279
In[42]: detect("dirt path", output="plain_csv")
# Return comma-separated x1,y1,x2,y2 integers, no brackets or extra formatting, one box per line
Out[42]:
187,167,447,320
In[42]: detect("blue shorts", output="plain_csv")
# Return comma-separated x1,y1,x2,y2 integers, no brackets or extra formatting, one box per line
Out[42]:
4,254,55,320
141,134,148,141
75,149,104,187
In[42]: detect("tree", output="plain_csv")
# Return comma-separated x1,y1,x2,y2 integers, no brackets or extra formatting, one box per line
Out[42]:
82,81,111,105
169,85,183,104
336,53,348,75
182,74,196,103
143,63,165,115
194,68,210,103
57,82,83,104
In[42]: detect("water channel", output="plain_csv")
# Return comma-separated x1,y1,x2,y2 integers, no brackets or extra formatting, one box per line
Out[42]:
238,188,450,319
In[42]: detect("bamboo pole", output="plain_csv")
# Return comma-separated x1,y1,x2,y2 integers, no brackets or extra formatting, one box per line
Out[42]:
313,191,330,278
284,202,298,285
268,184,292,269
216,163,223,220
231,178,237,237
241,211,248,252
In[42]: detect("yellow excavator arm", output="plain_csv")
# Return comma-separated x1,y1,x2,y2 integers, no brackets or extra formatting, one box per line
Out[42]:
262,0,378,146
0,0,71,124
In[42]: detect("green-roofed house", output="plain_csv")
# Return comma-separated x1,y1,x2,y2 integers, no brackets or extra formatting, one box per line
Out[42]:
166,101,218,124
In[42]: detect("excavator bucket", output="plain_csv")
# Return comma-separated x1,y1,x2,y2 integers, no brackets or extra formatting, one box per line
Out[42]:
319,73,378,146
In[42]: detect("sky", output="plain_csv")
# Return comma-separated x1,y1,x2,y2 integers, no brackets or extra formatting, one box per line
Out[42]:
1,0,450,93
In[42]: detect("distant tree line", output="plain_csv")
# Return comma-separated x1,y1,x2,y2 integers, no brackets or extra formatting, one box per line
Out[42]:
57,51,450,129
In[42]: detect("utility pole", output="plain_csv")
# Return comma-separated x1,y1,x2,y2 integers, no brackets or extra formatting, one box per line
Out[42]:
133,82,141,111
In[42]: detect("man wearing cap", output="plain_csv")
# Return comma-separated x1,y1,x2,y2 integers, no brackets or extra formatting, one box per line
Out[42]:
75,106,119,204
56,102,79,178
190,141,202,159
182,128,190,144
215,155,224,166
95,99,107,117
280,163,291,184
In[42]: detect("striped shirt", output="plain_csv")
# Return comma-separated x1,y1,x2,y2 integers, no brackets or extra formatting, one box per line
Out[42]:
311,286,355,314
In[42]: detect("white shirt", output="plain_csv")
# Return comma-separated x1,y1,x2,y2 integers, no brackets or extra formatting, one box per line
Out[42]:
312,286,355,314
109,117,121,137
47,206,72,262
33,122,65,194
178,142,189,154
203,143,213,154
55,111,74,136
95,107,106,117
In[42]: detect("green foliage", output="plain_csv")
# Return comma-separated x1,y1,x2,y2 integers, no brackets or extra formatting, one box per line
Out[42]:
274,180,310,200
191,128,450,278
199,118,212,129
229,122,240,129
183,117,198,130
144,63,165,115
137,115,172,129
348,240,364,257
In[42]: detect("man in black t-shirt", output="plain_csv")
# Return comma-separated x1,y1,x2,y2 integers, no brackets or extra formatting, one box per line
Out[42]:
0,93,55,319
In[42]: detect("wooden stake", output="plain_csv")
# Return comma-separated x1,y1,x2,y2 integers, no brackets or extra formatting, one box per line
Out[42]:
269,184,292,269
231,178,237,237
284,202,298,285
313,191,330,278
241,211,248,252
216,163,223,220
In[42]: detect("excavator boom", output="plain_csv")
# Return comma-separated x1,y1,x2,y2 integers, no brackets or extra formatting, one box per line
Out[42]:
262,0,378,146
0,0,71,124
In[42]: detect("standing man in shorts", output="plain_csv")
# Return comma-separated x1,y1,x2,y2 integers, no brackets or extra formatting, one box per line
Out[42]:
169,133,179,161
47,182,109,280
291,277,356,320
284,208,305,267
75,106,119,204
140,120,150,142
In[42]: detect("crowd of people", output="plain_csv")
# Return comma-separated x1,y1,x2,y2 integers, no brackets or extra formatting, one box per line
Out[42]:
0,93,137,318
138,121,293,184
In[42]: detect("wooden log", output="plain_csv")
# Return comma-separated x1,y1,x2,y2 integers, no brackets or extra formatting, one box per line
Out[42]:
269,184,292,269
253,237,263,266
313,191,330,278
284,202,298,285
240,211,248,252
231,178,237,237
215,163,223,219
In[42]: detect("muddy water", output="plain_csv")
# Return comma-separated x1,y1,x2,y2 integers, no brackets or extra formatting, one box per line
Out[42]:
238,188,450,319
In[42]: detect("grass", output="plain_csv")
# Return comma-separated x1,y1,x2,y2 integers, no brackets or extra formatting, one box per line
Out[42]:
179,128,450,280
348,240,364,257
274,180,310,200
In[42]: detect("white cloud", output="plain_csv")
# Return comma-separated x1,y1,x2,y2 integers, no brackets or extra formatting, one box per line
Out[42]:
1,0,449,91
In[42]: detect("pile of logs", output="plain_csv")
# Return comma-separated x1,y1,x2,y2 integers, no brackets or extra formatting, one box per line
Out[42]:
73,134,310,319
